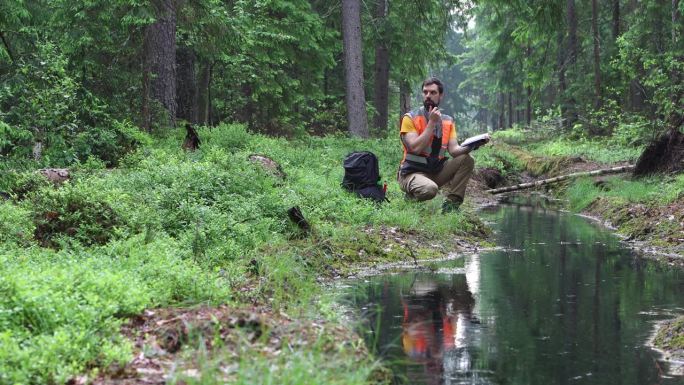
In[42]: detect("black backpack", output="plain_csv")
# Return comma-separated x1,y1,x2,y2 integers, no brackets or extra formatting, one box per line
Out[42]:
341,151,388,203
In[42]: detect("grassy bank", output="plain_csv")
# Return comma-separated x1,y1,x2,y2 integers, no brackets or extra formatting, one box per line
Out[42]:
0,125,490,384
489,128,684,257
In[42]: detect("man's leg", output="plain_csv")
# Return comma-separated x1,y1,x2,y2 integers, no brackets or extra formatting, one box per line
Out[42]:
398,172,439,201
434,154,475,202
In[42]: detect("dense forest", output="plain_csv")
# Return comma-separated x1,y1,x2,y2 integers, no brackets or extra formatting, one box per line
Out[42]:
1,0,681,168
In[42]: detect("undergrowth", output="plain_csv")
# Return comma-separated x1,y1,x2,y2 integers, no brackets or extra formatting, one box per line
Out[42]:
0,124,486,384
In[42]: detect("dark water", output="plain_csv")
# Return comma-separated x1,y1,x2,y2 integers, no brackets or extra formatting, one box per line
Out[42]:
347,198,684,385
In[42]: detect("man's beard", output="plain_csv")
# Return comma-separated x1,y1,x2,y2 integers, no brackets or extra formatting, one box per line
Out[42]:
423,99,438,110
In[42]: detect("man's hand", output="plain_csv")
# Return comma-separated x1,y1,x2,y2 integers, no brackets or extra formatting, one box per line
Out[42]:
428,106,441,124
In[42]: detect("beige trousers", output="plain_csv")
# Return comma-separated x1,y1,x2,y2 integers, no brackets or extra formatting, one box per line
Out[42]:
398,154,474,202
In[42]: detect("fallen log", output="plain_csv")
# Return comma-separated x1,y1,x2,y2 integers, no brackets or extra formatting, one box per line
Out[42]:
486,165,635,195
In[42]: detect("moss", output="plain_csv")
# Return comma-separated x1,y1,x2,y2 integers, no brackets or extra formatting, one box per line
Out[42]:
653,316,684,351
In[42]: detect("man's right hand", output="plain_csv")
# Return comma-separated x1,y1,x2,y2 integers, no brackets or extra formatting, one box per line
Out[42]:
428,106,441,124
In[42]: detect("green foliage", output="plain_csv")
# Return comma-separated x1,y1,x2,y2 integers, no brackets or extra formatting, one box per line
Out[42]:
0,41,148,166
0,120,32,158
0,201,35,246
30,183,122,248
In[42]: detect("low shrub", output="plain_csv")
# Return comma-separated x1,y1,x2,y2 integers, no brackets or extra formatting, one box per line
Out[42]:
30,184,122,247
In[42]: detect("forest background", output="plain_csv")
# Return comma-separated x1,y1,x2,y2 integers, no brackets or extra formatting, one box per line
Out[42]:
0,0,681,164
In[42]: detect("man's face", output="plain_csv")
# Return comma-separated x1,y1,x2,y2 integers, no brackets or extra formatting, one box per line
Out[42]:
422,84,442,109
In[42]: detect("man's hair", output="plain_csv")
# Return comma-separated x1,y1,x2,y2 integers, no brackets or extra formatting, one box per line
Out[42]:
422,77,444,94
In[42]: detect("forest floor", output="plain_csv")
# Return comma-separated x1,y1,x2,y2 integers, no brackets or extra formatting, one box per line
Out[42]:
4,126,682,384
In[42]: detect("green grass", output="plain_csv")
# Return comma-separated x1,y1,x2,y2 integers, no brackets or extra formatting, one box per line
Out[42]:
566,174,684,212
0,124,485,384
528,138,643,164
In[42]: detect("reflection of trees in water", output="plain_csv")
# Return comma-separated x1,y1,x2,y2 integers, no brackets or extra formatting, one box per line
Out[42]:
400,274,486,385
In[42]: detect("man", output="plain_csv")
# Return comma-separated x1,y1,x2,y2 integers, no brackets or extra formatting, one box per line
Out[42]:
398,77,489,213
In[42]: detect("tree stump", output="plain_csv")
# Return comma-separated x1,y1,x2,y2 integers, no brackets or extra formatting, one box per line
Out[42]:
248,154,286,181
633,129,684,176
38,168,70,184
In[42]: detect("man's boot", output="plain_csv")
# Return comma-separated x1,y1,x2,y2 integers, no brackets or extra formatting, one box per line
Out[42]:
441,196,464,214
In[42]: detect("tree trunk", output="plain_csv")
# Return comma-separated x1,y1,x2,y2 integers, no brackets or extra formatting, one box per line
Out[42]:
567,0,578,66
527,85,532,126
674,0,681,44
498,92,505,130
373,0,390,132
197,61,212,125
612,0,620,41
591,0,602,109
142,0,177,131
176,45,197,124
487,165,636,194
508,91,513,128
341,0,369,138
557,30,569,130
400,80,411,116
565,0,578,128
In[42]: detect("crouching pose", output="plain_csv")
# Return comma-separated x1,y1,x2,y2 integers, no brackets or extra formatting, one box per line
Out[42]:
398,77,489,213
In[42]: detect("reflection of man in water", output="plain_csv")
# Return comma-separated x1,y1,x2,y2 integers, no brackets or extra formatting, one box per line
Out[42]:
401,277,476,384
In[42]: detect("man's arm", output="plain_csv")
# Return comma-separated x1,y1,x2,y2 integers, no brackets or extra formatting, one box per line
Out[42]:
402,107,441,153
447,135,489,158
447,137,471,157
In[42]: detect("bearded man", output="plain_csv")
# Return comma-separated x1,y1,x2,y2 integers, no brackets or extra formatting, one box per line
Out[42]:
398,77,489,213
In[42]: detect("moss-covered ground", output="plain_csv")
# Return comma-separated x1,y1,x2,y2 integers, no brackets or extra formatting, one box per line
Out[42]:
0,125,493,384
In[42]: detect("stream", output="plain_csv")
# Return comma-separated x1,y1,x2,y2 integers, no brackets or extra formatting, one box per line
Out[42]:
346,197,684,385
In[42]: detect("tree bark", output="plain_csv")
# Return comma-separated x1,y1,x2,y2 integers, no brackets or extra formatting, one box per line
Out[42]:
197,61,212,125
674,0,681,44
565,0,578,127
176,45,197,124
591,0,602,109
373,0,390,132
527,85,532,126
498,92,505,130
341,0,369,138
557,30,569,129
567,0,578,66
400,80,411,116
508,91,513,128
612,0,620,41
142,0,177,130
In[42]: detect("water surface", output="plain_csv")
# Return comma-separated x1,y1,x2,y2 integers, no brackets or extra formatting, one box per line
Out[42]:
347,198,684,385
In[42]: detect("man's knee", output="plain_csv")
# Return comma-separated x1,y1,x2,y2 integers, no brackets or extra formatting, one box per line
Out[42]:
411,181,439,201
455,153,475,172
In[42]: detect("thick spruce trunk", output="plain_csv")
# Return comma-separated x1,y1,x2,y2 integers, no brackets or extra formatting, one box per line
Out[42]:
341,0,369,138
142,0,177,131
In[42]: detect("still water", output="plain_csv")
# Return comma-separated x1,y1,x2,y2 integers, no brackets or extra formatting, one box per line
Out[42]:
347,198,684,385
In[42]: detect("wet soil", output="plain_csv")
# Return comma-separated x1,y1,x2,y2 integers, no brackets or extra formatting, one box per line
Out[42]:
86,306,369,385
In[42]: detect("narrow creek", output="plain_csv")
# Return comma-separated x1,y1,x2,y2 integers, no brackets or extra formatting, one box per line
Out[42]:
346,197,684,385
